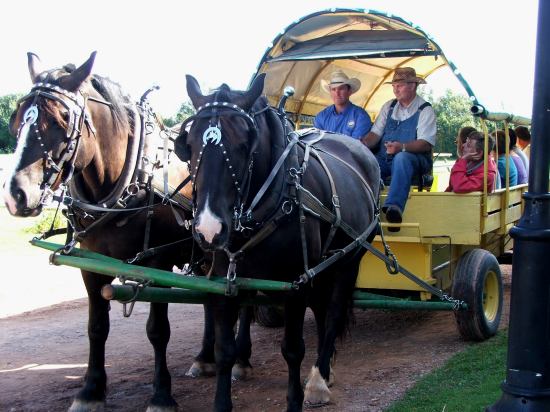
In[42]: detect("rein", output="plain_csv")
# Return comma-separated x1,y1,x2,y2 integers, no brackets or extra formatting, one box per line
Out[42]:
188,97,381,295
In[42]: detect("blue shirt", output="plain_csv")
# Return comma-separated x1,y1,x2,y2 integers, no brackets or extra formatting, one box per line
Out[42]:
314,103,372,139
497,156,518,187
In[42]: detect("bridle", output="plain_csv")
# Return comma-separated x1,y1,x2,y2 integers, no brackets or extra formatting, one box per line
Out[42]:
15,82,111,204
181,99,269,230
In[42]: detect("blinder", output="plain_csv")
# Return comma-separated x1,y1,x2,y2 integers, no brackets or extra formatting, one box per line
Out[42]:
176,100,262,228
15,82,98,203
174,128,190,161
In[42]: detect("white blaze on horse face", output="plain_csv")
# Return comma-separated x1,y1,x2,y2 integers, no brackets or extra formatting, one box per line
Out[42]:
195,195,223,244
3,121,33,214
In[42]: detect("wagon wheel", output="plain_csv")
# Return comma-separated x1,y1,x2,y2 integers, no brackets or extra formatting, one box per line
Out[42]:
451,248,503,341
254,305,284,328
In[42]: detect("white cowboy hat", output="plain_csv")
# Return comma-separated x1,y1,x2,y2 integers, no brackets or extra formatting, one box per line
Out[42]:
321,70,361,94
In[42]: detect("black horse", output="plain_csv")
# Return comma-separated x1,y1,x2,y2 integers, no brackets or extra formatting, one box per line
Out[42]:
175,74,380,411
2,52,254,411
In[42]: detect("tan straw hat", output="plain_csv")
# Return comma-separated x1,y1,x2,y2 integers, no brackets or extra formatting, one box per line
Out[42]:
321,70,361,94
385,67,427,84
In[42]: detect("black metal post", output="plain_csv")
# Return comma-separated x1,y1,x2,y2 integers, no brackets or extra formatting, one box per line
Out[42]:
487,1,550,411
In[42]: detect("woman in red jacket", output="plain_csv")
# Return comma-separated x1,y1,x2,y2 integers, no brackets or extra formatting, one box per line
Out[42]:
446,130,497,193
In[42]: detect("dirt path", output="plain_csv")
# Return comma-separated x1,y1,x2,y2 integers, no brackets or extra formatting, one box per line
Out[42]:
0,267,511,412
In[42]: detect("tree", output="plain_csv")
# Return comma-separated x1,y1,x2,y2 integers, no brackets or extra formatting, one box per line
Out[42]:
0,94,22,153
163,101,195,128
422,89,479,157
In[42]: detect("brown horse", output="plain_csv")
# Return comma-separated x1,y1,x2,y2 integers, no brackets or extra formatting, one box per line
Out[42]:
3,52,201,411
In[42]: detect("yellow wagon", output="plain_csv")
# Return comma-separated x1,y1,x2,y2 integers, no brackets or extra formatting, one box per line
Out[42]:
254,7,530,340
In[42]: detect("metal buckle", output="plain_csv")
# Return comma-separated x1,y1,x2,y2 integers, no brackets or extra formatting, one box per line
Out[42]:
282,200,294,215
40,186,55,205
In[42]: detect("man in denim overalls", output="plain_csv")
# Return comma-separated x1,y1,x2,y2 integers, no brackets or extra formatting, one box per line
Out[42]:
361,67,437,232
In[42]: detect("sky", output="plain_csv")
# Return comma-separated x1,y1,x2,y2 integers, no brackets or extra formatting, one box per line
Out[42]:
0,0,539,119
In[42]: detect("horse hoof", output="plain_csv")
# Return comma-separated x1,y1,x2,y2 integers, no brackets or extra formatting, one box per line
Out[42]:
231,364,252,381
68,399,105,412
185,361,216,378
304,367,331,407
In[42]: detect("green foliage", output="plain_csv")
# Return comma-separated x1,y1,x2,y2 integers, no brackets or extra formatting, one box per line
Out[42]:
163,101,195,128
0,94,22,153
422,90,479,158
386,330,508,412
23,208,67,235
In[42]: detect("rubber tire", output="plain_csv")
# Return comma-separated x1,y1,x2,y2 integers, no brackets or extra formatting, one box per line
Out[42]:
254,305,284,328
451,249,503,341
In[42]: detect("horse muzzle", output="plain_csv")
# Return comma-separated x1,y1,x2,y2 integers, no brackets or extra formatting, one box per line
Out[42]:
3,178,43,217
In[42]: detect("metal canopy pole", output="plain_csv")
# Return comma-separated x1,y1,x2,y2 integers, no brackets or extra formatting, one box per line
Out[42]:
487,0,550,410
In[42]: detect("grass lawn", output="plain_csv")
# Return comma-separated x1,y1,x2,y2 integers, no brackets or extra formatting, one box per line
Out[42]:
386,331,508,411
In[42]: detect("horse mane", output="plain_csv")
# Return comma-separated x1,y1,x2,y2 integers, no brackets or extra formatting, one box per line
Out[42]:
38,64,135,134
90,75,135,133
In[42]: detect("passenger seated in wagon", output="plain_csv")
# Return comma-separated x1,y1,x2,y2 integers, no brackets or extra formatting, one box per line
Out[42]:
313,70,372,139
361,67,436,231
491,130,518,188
446,130,497,193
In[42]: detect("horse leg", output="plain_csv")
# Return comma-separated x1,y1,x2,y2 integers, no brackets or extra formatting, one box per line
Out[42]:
281,294,307,412
146,301,177,411
186,303,216,377
232,306,253,380
304,262,359,407
69,271,111,412
310,305,334,387
211,296,240,412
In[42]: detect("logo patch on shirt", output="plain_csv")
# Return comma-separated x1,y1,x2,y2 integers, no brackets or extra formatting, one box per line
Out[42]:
347,120,356,129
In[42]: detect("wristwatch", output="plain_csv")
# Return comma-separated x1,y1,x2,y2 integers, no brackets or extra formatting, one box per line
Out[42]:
402,143,407,152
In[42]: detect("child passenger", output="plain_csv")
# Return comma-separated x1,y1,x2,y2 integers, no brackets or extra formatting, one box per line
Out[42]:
446,130,496,193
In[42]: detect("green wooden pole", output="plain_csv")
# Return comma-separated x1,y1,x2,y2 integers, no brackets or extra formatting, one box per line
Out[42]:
51,254,229,295
354,299,456,311
33,240,295,294
102,284,284,306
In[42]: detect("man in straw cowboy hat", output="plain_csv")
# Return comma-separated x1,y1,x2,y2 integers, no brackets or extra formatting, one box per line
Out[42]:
361,67,437,232
314,70,372,139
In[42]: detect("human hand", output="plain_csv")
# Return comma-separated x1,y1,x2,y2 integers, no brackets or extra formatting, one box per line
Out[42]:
384,141,402,155
462,149,483,162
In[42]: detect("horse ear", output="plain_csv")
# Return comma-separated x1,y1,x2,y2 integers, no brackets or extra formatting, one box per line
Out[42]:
174,128,190,161
63,51,97,92
27,52,42,83
186,75,207,109
237,73,266,111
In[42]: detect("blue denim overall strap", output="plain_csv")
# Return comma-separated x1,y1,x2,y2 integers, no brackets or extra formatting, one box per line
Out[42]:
379,100,431,161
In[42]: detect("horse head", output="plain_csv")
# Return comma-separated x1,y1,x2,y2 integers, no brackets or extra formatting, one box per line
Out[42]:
4,52,132,217
3,52,99,216
175,74,266,250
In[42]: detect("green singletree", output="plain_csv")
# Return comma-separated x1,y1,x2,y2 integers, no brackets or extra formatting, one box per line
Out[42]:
0,94,22,153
